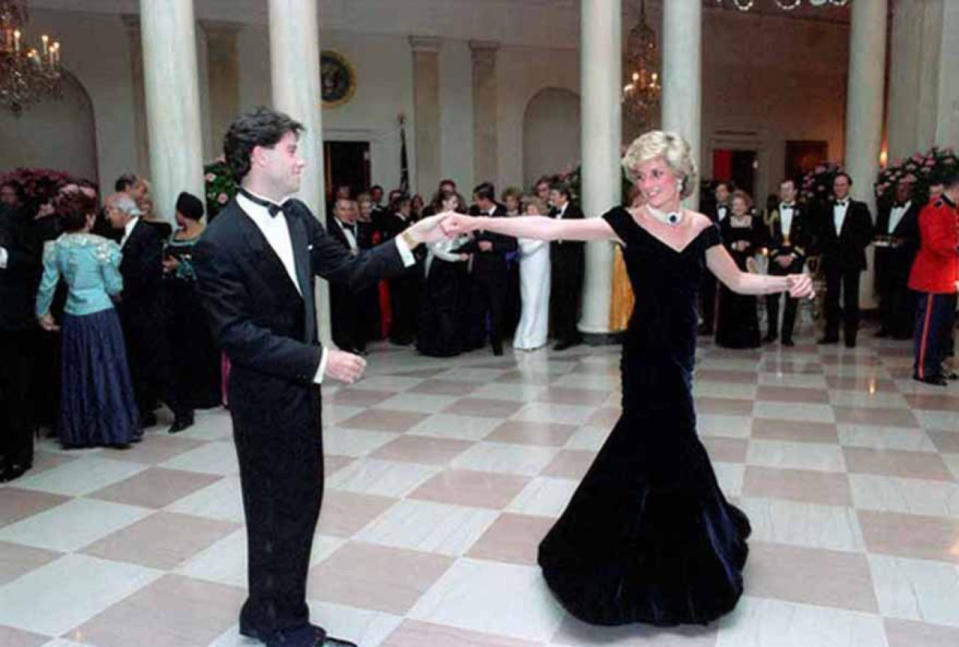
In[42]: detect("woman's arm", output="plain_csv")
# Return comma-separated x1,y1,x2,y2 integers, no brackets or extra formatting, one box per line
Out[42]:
442,213,617,243
706,244,813,298
35,241,60,318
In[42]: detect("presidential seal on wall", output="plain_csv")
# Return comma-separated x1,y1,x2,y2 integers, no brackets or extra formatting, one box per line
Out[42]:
320,50,356,108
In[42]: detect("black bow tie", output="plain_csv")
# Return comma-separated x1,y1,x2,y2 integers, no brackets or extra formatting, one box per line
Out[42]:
240,188,283,217
893,202,905,209
344,222,356,233
835,200,848,207
781,203,795,209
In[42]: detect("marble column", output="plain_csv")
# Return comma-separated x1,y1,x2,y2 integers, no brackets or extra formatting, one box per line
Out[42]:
470,40,499,186
200,20,243,156
660,0,702,208
121,14,150,179
844,0,887,308
410,36,442,195
139,0,205,223
577,0,621,340
268,0,331,345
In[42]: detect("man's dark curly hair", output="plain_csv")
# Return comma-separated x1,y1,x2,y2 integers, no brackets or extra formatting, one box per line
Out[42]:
223,107,304,183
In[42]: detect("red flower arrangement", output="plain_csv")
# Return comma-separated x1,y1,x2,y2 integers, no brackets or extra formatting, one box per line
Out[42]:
875,145,958,206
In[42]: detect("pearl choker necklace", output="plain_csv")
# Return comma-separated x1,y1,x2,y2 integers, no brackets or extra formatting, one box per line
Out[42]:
646,205,684,226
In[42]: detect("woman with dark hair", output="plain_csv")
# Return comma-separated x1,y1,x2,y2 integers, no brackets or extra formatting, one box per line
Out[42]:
35,191,139,448
417,190,470,356
715,190,765,348
410,193,425,222
163,192,221,411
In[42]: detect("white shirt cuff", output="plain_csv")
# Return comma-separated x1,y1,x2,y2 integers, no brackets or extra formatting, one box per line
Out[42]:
312,347,328,384
0,246,8,269
394,236,416,267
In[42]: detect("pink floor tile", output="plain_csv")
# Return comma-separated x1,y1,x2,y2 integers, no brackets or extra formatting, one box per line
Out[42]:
409,470,530,509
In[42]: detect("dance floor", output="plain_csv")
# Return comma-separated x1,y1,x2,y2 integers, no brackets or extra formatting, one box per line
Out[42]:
1,325,958,647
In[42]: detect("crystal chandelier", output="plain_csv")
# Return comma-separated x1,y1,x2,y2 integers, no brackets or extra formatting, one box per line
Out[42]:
1,0,63,114
622,0,660,126
715,0,850,11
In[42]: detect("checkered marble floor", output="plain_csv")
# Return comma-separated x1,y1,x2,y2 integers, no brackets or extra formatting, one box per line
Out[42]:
2,324,959,647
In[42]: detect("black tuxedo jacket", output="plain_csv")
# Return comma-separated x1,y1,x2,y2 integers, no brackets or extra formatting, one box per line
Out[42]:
0,205,41,331
874,200,920,285
457,204,517,278
549,203,585,270
817,199,874,273
195,199,406,389
766,204,810,273
325,214,358,253
118,218,165,323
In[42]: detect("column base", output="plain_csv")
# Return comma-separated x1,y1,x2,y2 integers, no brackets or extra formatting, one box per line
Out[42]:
581,331,624,346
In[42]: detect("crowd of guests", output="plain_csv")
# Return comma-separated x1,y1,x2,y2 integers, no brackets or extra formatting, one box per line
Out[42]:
699,172,958,385
325,176,585,359
0,173,220,482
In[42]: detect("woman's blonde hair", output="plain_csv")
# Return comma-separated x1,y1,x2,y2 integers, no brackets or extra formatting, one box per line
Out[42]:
522,196,548,215
621,130,698,199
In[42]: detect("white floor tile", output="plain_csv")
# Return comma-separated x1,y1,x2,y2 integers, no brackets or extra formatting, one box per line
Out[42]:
451,442,559,476
868,554,959,627
506,477,578,517
326,459,440,497
354,499,498,556
0,498,152,552
736,497,865,552
165,476,245,522
510,402,596,426
407,414,503,442
0,553,161,636
160,441,239,476
849,474,959,519
746,439,846,472
13,457,147,497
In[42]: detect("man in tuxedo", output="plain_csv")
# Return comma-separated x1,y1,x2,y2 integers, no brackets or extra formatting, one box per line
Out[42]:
874,180,920,339
326,198,366,354
764,179,809,346
458,182,517,355
817,172,874,348
193,107,445,647
699,181,733,335
548,182,585,350
105,192,192,433
907,174,958,386
0,197,41,482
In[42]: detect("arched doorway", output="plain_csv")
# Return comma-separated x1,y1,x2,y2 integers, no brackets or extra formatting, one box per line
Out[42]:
523,87,580,189
0,70,98,182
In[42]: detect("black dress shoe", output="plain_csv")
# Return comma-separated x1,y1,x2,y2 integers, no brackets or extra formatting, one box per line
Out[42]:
914,375,948,387
817,336,839,345
0,462,30,483
946,371,959,381
169,413,194,434
781,338,795,347
844,340,857,349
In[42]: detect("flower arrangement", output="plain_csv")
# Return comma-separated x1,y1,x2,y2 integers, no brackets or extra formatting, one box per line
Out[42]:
800,161,845,205
203,157,237,220
0,167,74,211
875,146,958,206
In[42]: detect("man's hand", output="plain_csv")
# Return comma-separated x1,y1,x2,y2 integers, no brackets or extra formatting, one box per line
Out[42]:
406,214,451,245
478,240,493,252
324,349,367,384
441,214,479,237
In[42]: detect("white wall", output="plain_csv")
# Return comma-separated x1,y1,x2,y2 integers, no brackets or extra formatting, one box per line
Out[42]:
8,2,859,206
523,87,581,188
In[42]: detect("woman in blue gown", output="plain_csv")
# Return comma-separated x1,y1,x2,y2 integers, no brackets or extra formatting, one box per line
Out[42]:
36,191,139,448
440,131,814,626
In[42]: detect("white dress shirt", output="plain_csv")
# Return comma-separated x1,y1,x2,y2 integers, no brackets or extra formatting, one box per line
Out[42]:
237,190,416,383
779,203,795,238
887,200,911,235
0,246,7,268
554,202,569,219
335,217,359,254
717,204,728,222
833,200,849,235
120,216,140,248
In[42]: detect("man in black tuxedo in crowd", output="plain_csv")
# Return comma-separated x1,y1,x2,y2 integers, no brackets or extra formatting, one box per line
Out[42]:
193,107,446,647
699,181,733,335
548,182,585,350
764,178,810,346
105,192,192,433
0,188,41,482
817,172,875,348
874,180,920,339
326,198,367,354
457,182,517,355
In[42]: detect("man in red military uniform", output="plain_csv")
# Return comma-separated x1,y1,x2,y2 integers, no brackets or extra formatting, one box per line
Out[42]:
907,172,959,386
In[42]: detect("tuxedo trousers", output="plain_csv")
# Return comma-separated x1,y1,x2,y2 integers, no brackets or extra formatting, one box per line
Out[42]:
0,330,36,467
765,258,804,341
823,267,861,344
549,254,584,344
231,372,324,637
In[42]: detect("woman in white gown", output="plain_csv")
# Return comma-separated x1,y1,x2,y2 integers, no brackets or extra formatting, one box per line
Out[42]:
514,198,551,350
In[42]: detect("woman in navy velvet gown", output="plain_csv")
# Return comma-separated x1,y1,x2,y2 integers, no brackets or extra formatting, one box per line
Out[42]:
441,131,813,627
